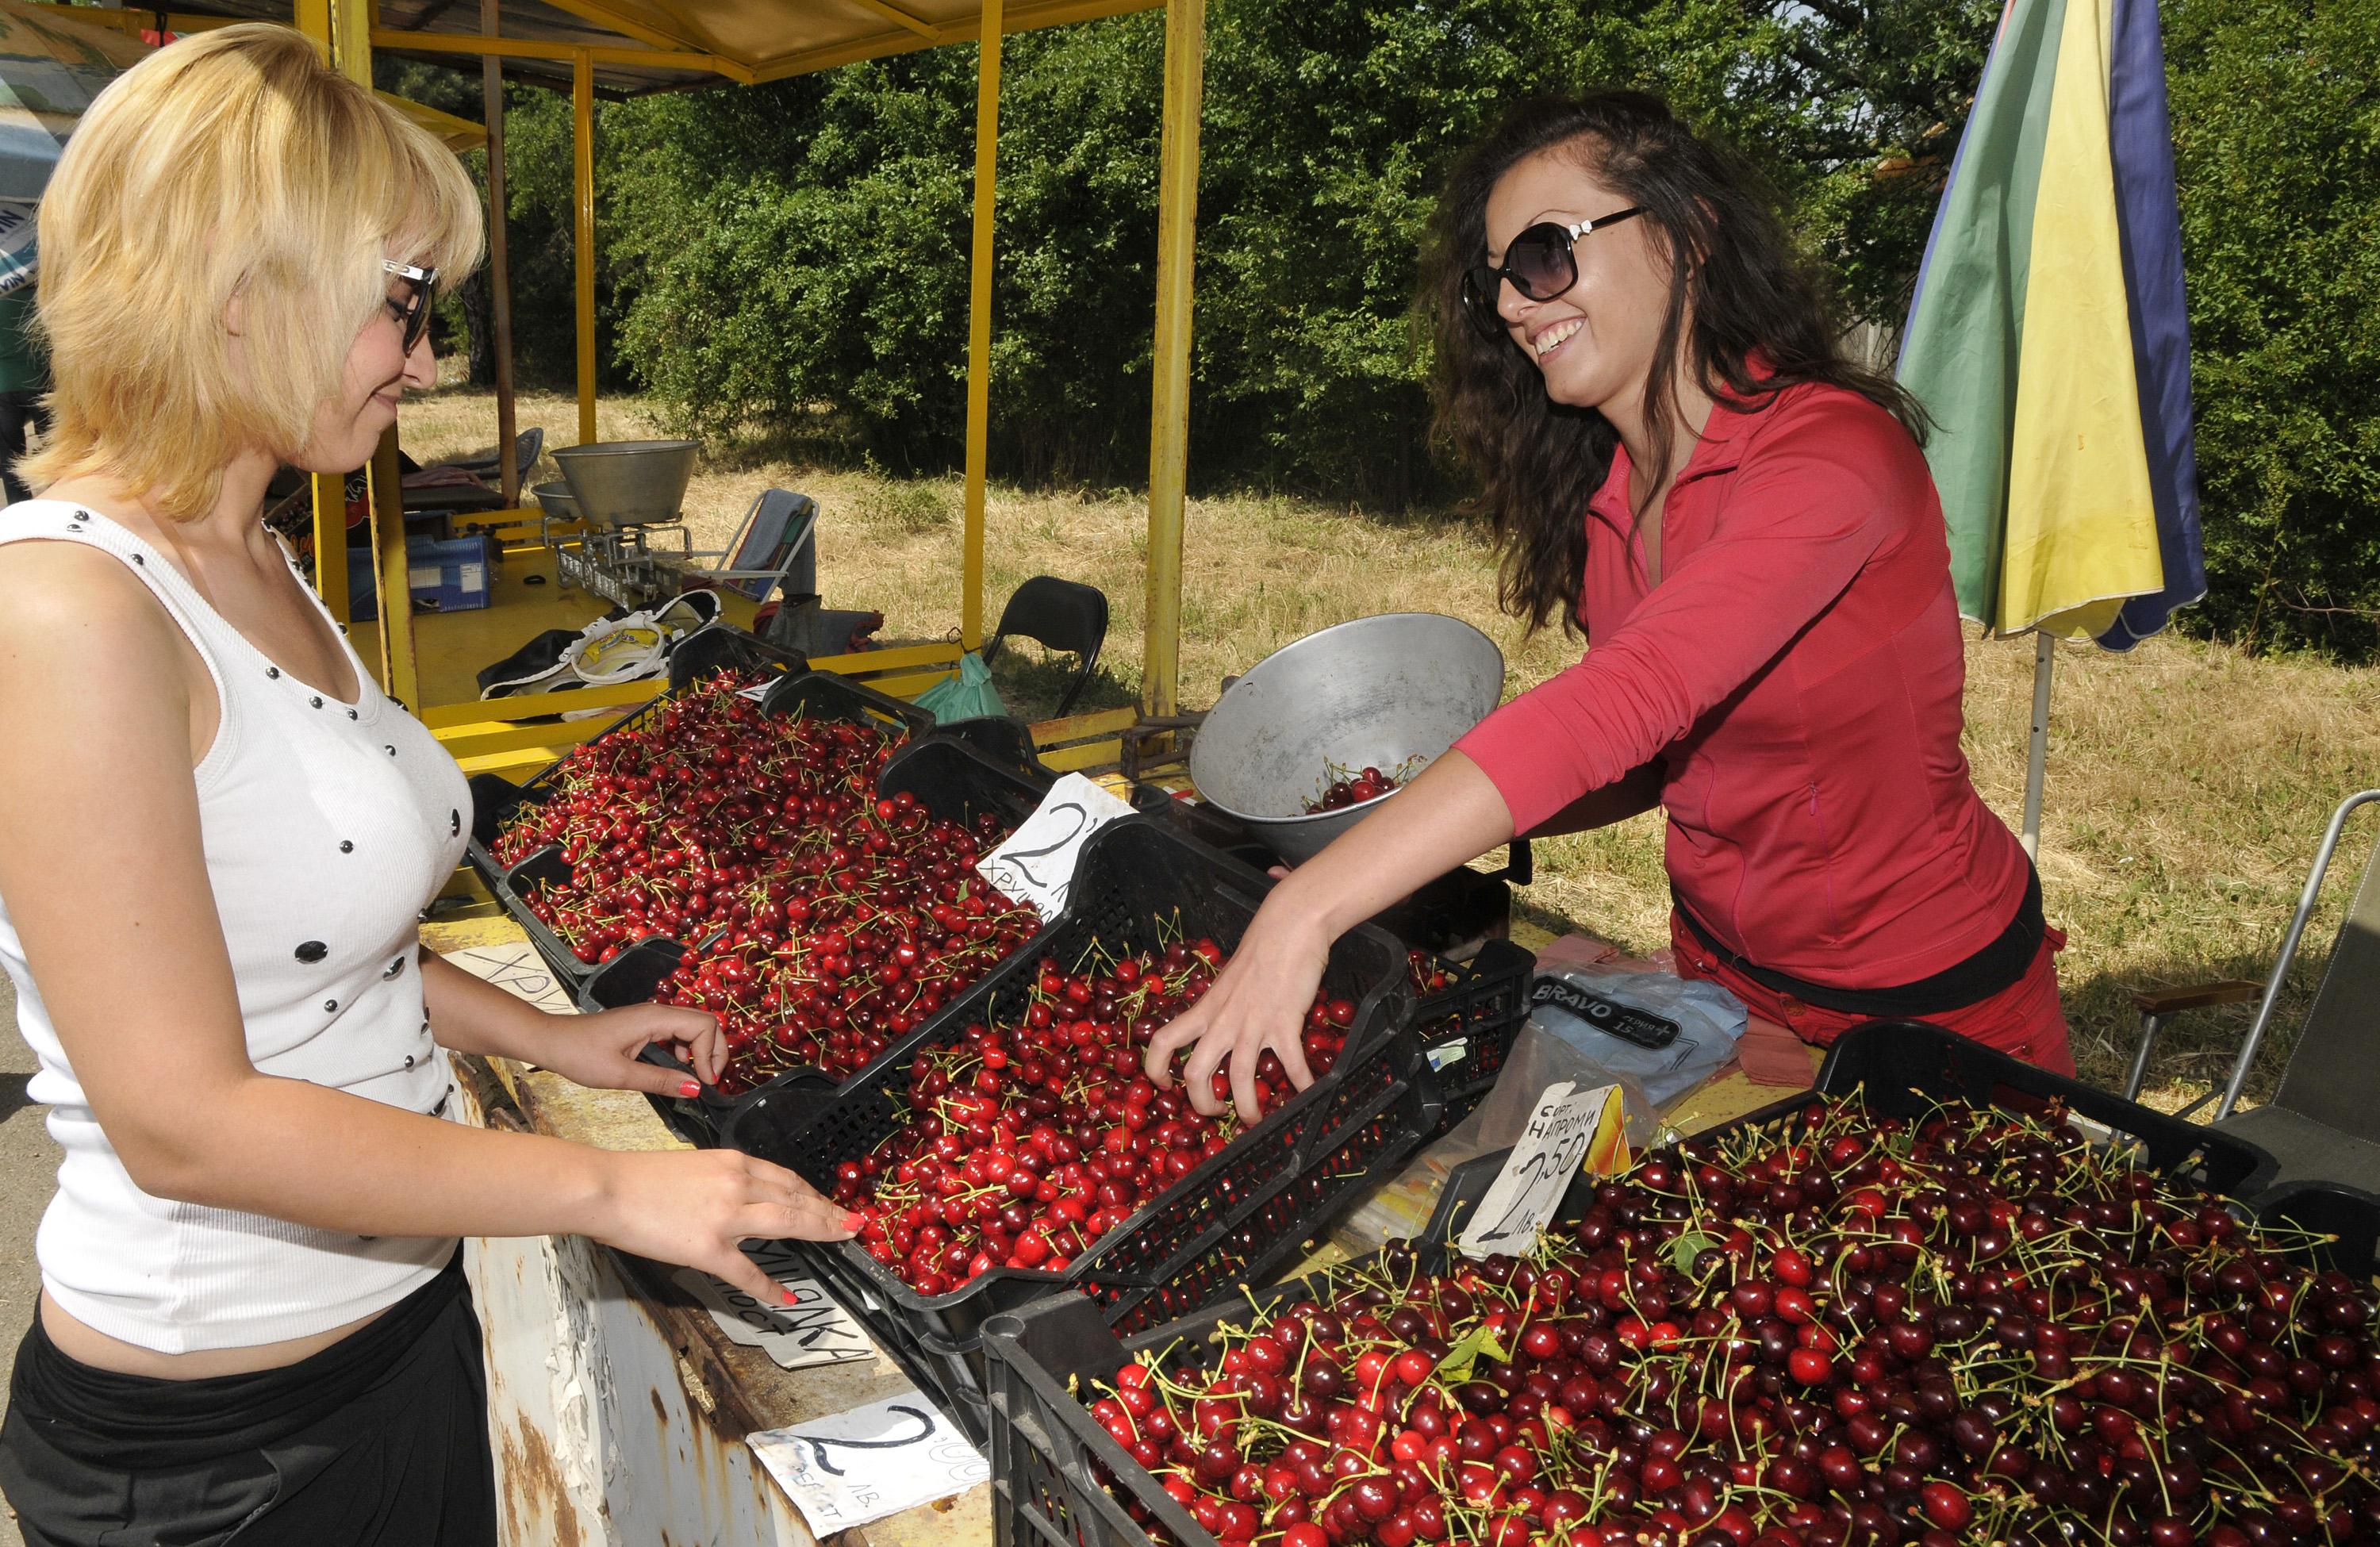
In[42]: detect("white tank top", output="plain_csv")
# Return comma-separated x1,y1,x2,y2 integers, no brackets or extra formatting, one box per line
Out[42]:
0,500,470,1353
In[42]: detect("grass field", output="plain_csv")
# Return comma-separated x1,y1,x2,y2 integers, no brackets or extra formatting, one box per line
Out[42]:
405,386,2379,1110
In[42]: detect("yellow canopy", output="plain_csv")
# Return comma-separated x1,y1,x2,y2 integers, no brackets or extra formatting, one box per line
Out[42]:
127,0,1165,94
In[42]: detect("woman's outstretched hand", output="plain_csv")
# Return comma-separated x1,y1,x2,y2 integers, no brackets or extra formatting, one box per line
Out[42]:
597,1149,857,1307
540,1001,725,1095
1145,889,1333,1123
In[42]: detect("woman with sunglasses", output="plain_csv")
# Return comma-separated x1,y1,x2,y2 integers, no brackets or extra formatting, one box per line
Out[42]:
0,29,852,1546
1151,90,2068,1122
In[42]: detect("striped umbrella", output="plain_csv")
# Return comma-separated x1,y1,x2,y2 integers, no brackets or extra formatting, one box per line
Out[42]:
1896,0,2205,852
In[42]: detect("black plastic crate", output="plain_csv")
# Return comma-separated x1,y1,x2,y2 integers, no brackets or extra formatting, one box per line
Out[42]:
465,669,942,991
665,622,808,691
2251,1179,2380,1276
1411,936,1534,1115
978,1020,2298,1547
724,816,1432,1448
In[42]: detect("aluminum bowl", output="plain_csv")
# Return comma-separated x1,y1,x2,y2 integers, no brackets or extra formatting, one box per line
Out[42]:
531,480,579,522
550,439,698,529
1188,612,1506,866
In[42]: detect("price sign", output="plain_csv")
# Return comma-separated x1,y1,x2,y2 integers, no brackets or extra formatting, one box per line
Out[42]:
748,1392,989,1534
674,1241,875,1371
977,773,1137,917
1458,1081,1626,1260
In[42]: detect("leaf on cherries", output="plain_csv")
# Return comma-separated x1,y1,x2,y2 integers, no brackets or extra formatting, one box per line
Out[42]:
1434,1322,1508,1385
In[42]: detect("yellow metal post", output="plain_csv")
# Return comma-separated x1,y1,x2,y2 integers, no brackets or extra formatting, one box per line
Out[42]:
959,0,1004,650
573,50,597,447
293,2,351,628
484,0,520,508
1142,0,1205,719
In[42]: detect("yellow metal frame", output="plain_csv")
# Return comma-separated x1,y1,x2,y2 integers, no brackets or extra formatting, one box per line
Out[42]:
274,0,1207,767
960,0,1004,649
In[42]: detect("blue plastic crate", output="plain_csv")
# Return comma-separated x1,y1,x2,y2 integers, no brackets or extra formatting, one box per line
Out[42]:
347,534,494,619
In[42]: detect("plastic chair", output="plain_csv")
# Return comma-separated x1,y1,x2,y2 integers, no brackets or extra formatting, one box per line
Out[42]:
2126,789,2380,1189
982,575,1108,718
678,489,818,604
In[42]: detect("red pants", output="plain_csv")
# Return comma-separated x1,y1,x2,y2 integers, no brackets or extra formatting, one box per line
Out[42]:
1669,913,2077,1077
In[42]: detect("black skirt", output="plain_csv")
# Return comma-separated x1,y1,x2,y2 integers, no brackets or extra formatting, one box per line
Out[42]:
0,1250,497,1547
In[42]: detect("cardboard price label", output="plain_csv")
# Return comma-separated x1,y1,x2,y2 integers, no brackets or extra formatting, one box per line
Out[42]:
977,773,1137,917
1458,1081,1630,1260
749,1392,989,1534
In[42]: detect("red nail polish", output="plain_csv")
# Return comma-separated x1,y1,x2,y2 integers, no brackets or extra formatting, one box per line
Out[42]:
781,1287,798,1306
678,1080,701,1097
843,1211,866,1233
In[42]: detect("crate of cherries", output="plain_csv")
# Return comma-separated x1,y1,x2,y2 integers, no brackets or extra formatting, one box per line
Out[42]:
723,816,1438,1447
468,671,1048,1104
979,1023,2375,1547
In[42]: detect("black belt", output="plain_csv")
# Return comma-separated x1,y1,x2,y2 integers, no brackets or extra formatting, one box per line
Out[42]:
1674,865,2044,1019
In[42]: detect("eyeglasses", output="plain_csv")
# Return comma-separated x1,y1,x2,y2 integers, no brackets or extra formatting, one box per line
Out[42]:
382,259,437,353
1460,208,1647,338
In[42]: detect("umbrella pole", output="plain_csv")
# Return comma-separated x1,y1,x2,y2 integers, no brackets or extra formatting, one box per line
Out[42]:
2021,631,2054,858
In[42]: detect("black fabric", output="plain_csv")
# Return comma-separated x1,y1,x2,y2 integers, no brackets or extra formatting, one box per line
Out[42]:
0,1251,496,1547
1673,863,2046,1019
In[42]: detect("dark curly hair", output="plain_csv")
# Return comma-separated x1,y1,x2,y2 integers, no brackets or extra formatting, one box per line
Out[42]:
1426,90,1926,635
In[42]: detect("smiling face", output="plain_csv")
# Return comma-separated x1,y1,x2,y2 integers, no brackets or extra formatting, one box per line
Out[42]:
288,263,437,474
1481,144,1679,421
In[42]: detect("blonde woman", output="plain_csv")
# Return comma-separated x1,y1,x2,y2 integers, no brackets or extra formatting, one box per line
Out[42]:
0,27,851,1545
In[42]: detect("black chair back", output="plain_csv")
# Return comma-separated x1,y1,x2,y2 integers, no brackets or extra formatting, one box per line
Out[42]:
985,575,1109,717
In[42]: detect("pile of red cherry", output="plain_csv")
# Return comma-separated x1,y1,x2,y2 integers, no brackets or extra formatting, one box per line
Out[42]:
491,675,1042,1091
1303,758,1420,814
831,934,1359,1296
1084,1095,2380,1547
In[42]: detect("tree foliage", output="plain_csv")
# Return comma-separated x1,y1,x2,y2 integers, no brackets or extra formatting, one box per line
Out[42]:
2164,0,2380,658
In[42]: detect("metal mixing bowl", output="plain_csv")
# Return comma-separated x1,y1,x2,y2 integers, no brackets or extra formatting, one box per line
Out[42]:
550,439,698,528
1188,612,1506,865
531,480,579,522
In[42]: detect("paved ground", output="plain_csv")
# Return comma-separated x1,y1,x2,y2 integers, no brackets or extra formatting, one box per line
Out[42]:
1,973,55,1547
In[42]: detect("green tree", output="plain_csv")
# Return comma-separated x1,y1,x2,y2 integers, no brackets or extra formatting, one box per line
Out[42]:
2164,0,2380,658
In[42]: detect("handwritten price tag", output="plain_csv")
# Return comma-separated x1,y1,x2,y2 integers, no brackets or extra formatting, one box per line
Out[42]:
748,1392,988,1534
673,1239,876,1371
977,773,1137,917
1458,1081,1627,1260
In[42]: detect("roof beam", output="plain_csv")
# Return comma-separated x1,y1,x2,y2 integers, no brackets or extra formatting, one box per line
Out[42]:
530,0,713,56
842,0,944,43
746,0,1161,83
367,25,749,80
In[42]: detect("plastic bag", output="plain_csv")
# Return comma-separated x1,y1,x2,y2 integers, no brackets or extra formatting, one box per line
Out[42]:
915,651,1007,724
1525,967,1748,1112
1330,1021,1662,1257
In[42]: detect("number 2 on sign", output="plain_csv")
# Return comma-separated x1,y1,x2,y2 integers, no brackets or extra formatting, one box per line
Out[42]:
985,800,1088,909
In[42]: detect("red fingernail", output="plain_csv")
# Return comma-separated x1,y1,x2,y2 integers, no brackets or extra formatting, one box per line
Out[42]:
679,1080,702,1097
843,1211,866,1233
781,1287,798,1306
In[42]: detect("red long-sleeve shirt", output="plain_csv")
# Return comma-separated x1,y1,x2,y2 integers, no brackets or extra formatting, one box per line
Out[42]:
1454,379,2031,990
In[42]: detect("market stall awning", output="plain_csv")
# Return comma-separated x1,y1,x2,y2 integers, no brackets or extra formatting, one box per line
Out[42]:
148,0,1165,95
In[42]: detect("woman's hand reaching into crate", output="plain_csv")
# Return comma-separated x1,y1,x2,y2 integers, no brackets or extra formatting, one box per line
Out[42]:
1147,750,1517,1122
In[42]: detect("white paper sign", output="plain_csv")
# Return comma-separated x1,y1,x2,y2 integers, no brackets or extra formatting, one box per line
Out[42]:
673,1267,874,1371
436,941,578,1015
977,773,1137,917
748,1392,989,1534
1458,1081,1618,1259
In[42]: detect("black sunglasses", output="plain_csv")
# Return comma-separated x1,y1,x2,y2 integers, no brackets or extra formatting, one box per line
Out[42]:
382,259,437,353
1461,207,1647,339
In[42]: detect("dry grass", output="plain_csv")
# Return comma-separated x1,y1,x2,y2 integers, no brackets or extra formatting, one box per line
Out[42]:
402,386,2378,1108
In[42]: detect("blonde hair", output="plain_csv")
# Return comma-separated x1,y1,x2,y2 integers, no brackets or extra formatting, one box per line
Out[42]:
21,24,483,519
